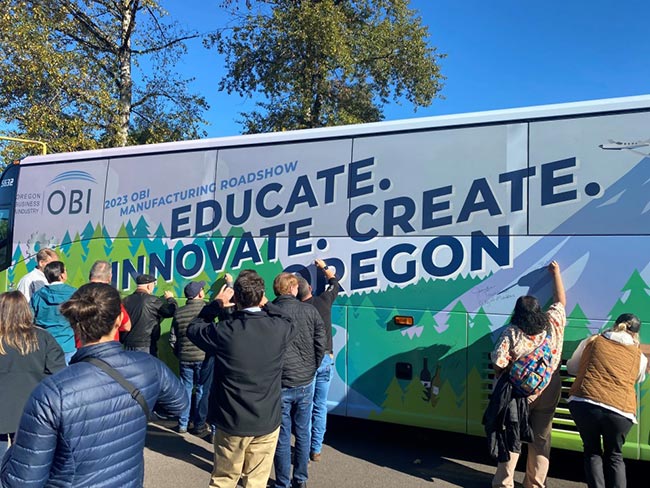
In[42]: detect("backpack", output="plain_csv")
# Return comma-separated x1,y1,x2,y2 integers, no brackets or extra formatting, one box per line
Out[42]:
508,333,553,397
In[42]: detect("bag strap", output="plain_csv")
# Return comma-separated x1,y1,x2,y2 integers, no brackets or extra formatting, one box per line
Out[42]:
80,357,151,419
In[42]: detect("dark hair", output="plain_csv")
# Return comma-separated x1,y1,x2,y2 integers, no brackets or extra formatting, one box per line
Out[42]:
295,275,310,301
234,271,265,309
0,291,38,355
510,295,550,335
44,261,66,283
60,283,121,345
614,313,641,334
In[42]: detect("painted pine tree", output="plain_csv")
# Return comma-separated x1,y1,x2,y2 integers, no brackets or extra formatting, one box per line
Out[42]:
110,224,133,289
65,233,87,288
8,247,27,289
129,216,150,256
467,307,494,433
80,221,95,255
102,225,112,256
59,231,73,258
564,304,592,357
402,376,430,415
83,223,109,280
432,380,466,433
605,270,650,331
370,376,404,422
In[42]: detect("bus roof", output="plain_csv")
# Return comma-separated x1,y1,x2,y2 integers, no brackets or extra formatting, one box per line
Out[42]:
20,94,650,165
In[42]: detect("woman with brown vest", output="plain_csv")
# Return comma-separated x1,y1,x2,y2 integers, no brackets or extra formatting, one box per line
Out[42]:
567,313,648,488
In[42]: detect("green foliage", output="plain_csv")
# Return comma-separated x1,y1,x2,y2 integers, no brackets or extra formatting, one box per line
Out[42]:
0,0,208,159
213,0,445,133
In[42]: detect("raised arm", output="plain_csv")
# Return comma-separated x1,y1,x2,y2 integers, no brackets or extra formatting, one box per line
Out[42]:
548,260,566,308
158,291,178,318
316,259,340,304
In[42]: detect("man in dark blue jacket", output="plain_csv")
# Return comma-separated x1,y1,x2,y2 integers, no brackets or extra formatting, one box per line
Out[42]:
1,282,187,488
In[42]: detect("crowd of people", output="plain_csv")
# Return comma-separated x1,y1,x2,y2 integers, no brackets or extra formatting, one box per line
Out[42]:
0,251,646,488
0,251,339,488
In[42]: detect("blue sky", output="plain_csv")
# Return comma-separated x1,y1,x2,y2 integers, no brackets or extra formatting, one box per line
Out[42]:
167,0,650,138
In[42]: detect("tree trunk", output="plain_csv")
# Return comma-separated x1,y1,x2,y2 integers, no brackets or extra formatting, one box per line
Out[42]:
116,1,136,147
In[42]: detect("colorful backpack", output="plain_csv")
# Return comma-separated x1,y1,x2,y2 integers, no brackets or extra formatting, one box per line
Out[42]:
508,334,553,397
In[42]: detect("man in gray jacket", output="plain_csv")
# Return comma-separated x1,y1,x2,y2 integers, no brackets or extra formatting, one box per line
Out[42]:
271,272,326,488
170,280,208,433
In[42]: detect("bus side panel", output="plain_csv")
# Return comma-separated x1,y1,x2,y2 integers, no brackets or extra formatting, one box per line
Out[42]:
329,305,348,416
10,161,108,284
215,140,352,238
103,151,218,246
349,123,529,238
345,303,467,434
465,312,507,436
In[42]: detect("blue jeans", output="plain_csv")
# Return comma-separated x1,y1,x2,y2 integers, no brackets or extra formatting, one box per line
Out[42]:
311,354,333,455
273,382,315,488
196,355,214,429
178,361,204,428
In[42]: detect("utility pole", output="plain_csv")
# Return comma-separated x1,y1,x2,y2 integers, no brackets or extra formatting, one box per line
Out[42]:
0,136,48,155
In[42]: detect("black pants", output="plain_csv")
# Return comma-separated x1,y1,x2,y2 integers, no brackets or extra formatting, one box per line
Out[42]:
568,400,633,488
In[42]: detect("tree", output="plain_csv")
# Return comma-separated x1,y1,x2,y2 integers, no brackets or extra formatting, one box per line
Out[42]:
0,0,208,159
213,0,444,133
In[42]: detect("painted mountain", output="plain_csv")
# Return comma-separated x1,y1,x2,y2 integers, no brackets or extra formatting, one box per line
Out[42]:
436,155,650,330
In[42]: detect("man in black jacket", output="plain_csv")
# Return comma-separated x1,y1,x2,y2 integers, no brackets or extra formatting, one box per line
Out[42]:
272,272,326,488
296,259,340,463
122,274,177,357
187,271,295,488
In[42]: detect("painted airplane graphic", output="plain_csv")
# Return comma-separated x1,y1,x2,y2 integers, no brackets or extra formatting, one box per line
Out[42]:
599,138,650,155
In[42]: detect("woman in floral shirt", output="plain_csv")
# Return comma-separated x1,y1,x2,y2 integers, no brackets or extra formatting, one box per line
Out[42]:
491,261,566,488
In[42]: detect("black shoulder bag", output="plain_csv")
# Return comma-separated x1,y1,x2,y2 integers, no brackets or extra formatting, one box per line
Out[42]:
80,357,151,419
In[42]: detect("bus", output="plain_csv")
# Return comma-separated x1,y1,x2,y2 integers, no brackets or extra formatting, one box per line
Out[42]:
1,95,649,460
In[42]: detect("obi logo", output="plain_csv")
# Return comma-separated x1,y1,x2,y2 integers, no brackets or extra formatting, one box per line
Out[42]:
46,171,96,215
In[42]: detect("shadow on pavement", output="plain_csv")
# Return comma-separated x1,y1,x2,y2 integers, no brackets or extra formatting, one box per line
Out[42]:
146,420,213,473
324,416,496,486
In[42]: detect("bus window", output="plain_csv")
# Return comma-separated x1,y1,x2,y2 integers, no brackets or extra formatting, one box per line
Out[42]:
0,164,19,271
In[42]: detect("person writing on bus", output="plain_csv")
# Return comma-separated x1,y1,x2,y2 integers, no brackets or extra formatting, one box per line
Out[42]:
490,260,566,488
566,313,647,488
122,273,177,357
295,258,340,463
16,248,58,302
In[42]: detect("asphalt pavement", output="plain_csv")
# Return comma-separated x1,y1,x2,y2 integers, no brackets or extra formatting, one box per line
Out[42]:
142,415,639,487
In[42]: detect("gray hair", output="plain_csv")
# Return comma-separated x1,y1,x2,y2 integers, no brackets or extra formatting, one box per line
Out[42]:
89,260,112,283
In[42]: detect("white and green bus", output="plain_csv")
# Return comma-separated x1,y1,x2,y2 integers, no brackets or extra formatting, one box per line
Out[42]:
1,95,649,459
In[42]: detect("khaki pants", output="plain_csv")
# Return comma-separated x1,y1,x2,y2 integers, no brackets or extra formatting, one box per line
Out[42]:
209,427,280,488
493,372,562,488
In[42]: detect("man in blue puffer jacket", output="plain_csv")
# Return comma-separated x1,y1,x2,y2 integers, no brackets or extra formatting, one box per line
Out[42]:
1,282,188,488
